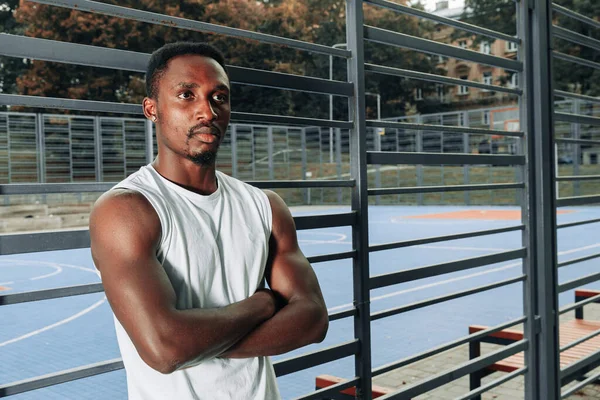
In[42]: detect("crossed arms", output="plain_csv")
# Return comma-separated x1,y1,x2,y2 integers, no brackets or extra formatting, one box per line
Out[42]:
89,189,328,374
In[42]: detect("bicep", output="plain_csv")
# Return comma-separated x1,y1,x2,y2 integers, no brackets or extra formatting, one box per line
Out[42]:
90,192,176,359
264,191,325,305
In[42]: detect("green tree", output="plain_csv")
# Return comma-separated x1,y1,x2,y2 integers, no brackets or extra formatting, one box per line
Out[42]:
12,0,438,118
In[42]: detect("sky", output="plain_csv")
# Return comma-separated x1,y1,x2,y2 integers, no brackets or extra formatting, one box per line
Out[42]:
422,0,465,11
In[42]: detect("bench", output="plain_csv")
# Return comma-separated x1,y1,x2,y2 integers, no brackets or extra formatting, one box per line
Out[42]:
314,375,393,399
468,289,600,398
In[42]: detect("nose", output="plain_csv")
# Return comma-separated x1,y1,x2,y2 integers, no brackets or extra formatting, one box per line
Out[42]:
195,98,217,122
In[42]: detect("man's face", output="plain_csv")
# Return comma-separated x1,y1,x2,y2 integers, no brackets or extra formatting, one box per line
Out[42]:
150,54,231,165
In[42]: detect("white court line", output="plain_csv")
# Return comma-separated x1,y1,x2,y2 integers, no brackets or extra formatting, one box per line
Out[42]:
30,265,62,280
327,242,600,313
0,297,107,347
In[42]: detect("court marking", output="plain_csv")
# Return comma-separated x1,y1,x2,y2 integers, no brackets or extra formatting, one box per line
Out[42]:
0,260,102,348
327,241,600,313
0,260,63,285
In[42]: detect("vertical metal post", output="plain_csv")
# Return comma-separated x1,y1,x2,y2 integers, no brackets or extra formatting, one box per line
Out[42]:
35,113,45,183
68,117,74,183
122,120,127,179
462,111,471,205
231,125,238,179
145,119,154,164
94,117,103,182
416,115,424,205
267,126,274,180
346,0,372,397
330,53,335,164
572,99,581,196
251,127,256,180
301,127,308,204
519,0,560,399
336,127,343,204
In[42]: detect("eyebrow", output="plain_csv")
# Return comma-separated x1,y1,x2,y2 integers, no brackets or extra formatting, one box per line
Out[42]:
173,82,230,92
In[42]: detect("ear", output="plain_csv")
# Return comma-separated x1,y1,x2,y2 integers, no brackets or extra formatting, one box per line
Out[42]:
142,97,157,122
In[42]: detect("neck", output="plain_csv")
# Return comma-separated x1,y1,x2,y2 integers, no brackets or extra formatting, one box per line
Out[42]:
152,155,218,195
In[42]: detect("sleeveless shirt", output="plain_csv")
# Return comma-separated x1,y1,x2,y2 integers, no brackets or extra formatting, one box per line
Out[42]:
108,165,281,400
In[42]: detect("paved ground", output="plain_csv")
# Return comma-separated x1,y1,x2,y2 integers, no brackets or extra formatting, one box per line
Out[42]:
372,303,600,399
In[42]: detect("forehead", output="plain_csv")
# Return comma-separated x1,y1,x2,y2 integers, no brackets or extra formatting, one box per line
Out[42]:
161,54,229,88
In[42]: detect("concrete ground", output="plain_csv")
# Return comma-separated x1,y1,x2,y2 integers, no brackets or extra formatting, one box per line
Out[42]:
373,303,600,399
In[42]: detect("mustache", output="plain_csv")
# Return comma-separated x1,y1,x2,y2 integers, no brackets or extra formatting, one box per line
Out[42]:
187,123,221,137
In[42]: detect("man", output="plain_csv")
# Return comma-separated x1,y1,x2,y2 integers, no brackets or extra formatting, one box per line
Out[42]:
89,42,329,400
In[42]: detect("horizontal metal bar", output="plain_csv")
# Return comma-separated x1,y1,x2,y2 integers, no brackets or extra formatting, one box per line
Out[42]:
560,293,600,315
554,90,600,104
370,225,524,253
560,327,600,353
372,316,526,377
555,112,600,126
562,369,600,399
365,63,521,95
365,0,520,43
556,194,600,207
379,340,528,400
554,51,600,71
555,138,600,145
0,182,114,195
558,217,600,230
0,229,90,255
552,3,600,31
368,182,523,196
553,25,600,52
0,283,104,306
329,308,356,322
273,340,358,377
247,180,355,189
364,26,523,72
29,0,351,58
560,344,600,381
0,93,142,114
232,112,353,129
558,251,600,269
0,358,123,397
368,119,523,137
559,271,600,293
0,94,352,129
370,248,526,289
0,34,352,96
308,250,356,264
367,151,525,166
456,367,527,400
294,212,356,230
371,275,525,321
294,377,361,400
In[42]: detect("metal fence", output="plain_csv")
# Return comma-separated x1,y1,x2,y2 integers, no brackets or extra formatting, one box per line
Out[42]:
3,100,598,207
0,0,599,399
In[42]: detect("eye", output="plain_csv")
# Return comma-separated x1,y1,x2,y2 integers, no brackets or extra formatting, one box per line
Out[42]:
213,93,228,104
178,91,193,100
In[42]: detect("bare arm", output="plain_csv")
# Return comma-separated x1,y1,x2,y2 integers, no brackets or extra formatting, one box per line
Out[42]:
90,189,276,374
220,190,329,358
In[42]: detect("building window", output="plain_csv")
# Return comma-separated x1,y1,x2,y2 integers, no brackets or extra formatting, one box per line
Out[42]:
506,41,518,53
482,72,493,91
415,88,423,100
458,40,468,49
508,73,518,89
480,41,491,55
437,85,445,102
458,76,469,95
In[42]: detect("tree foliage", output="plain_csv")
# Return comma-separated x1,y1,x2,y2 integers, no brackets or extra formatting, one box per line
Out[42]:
9,0,437,118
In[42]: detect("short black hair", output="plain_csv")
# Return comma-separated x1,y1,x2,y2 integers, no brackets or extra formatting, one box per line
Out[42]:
145,42,227,99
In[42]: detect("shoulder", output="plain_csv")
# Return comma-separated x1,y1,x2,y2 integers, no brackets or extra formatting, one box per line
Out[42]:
263,190,296,236
90,189,161,255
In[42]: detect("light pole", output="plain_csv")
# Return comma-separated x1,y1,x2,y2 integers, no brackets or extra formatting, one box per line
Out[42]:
329,43,346,163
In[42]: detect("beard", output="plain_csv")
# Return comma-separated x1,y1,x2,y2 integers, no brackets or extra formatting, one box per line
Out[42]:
186,150,217,166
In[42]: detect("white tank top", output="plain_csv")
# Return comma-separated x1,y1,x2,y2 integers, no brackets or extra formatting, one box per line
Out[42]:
108,165,281,400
